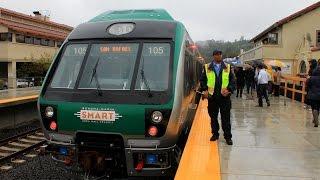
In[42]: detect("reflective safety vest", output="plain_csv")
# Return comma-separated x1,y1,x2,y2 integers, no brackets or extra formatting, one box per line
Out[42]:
205,63,230,95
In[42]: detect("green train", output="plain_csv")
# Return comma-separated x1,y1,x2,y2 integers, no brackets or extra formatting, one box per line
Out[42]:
38,9,203,178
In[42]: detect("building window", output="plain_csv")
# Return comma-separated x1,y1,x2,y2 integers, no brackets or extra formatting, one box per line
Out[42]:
25,36,34,44
16,34,25,43
268,33,278,44
48,40,55,47
0,32,12,42
299,61,307,74
34,38,41,45
41,39,49,46
57,41,63,47
317,30,320,47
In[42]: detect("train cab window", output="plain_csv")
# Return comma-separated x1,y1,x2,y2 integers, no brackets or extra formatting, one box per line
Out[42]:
135,43,171,91
79,43,139,90
50,44,88,88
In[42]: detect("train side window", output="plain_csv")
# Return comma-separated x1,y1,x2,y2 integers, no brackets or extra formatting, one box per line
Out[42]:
184,51,192,97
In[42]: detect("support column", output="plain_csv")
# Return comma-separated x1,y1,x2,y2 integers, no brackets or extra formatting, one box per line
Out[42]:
8,60,17,89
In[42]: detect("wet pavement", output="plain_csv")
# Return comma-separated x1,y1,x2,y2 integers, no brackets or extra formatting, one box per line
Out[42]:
219,94,320,180
0,87,40,100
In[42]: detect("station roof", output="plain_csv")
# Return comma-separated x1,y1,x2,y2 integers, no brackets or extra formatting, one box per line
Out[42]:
89,9,174,22
251,1,320,42
0,7,73,40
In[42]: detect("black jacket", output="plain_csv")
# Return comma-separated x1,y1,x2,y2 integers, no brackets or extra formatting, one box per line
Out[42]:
306,67,320,101
199,61,235,98
235,68,245,86
245,68,255,83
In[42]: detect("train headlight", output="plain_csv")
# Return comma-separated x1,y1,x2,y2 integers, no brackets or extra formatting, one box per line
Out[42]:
151,111,163,123
45,106,54,118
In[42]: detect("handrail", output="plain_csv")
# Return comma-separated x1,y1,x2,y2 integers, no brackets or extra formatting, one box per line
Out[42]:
280,76,307,103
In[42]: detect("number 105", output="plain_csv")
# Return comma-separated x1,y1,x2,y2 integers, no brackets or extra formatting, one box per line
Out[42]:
148,47,164,55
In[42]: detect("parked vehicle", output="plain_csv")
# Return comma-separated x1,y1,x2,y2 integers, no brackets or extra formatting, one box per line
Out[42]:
17,79,29,88
16,78,35,88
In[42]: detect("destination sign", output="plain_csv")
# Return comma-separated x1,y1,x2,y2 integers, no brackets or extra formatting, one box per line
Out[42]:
100,46,132,53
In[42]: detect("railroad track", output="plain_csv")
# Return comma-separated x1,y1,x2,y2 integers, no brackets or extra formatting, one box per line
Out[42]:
0,127,46,170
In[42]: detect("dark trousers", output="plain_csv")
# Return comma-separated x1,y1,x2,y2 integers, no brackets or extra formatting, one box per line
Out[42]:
207,96,232,139
257,84,269,106
246,81,253,94
236,88,243,97
274,84,280,96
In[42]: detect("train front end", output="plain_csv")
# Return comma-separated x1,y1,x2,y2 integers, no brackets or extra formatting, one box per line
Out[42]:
38,10,188,178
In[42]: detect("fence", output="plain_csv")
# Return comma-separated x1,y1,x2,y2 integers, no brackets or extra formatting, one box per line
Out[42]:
280,76,307,103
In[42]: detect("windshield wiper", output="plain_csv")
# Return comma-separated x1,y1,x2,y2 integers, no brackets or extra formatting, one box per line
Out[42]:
140,56,153,97
90,57,103,96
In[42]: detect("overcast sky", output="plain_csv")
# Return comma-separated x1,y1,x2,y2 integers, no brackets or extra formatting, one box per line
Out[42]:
0,0,319,41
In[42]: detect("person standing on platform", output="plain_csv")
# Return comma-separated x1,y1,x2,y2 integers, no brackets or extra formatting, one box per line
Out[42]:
256,64,270,107
305,59,318,110
200,50,235,145
235,67,245,98
245,66,255,96
308,59,318,76
306,67,320,127
273,67,282,97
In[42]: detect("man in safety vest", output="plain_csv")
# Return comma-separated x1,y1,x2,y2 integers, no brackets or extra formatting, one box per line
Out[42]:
200,50,235,145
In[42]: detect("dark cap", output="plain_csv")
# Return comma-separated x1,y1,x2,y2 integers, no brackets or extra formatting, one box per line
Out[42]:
212,50,222,56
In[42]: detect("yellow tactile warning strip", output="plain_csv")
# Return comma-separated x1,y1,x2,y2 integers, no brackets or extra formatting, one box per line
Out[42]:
0,95,38,105
175,100,221,180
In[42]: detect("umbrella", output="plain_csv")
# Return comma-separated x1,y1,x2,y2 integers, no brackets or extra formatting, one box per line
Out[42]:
265,60,285,67
234,63,244,67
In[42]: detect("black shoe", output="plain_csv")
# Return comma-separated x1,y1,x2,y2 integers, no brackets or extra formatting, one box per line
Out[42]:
267,101,270,106
225,139,233,145
210,135,219,141
255,105,263,107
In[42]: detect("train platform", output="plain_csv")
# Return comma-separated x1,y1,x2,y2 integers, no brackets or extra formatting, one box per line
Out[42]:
0,87,40,107
176,95,320,180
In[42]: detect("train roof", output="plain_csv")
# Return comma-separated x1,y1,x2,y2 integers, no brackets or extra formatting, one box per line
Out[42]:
67,9,186,40
89,9,175,22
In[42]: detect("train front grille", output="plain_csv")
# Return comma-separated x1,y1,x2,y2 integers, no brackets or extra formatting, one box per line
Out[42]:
75,132,127,177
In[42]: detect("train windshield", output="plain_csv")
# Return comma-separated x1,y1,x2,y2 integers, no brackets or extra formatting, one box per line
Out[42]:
50,44,88,89
135,43,170,91
78,43,139,90
49,42,171,93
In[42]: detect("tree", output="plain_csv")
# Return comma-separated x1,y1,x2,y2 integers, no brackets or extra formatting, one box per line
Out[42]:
17,52,52,78
196,37,253,63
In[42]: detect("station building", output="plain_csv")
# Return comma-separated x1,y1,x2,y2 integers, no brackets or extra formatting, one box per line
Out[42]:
240,2,320,75
0,7,73,88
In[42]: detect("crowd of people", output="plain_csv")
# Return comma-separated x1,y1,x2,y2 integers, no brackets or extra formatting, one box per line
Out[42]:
232,58,320,127
233,63,282,104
